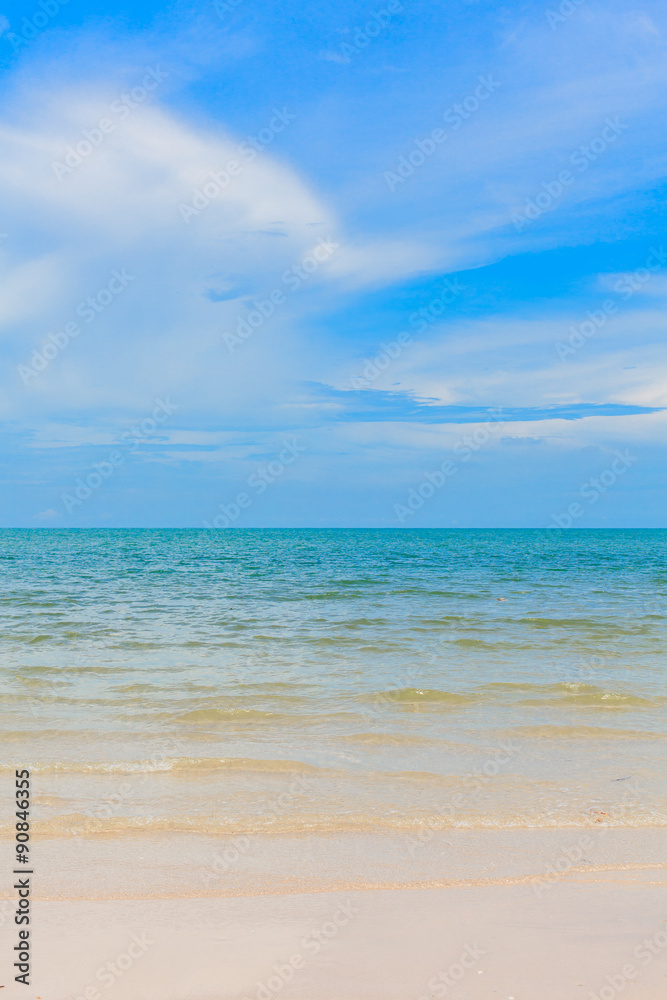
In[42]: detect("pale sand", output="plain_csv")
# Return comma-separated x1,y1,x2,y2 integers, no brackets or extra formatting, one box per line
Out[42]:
2,869,666,1000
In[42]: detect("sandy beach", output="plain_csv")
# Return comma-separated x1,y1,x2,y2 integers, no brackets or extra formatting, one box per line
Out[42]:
3,868,666,1000
3,0,667,973
2,530,666,997
2,824,666,999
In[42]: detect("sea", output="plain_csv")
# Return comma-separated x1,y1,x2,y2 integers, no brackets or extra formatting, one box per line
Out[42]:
1,529,665,896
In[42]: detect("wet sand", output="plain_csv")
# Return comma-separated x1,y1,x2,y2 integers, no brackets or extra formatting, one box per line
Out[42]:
1,826,666,1000
3,869,666,1000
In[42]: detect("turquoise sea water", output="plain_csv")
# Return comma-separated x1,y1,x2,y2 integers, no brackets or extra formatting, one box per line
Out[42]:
1,529,665,838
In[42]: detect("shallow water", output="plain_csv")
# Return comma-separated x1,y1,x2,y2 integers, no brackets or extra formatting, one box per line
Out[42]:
1,529,665,837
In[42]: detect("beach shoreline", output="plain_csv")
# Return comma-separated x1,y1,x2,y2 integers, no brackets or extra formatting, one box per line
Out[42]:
3,871,666,1000
17,826,667,900
3,530,666,998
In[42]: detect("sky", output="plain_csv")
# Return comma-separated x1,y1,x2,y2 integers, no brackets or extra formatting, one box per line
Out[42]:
1,0,666,527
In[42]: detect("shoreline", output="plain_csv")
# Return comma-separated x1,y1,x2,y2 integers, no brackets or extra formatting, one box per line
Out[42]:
15,825,667,901
3,872,666,1000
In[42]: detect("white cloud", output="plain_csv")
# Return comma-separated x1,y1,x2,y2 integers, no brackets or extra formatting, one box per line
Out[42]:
331,299,667,433
0,78,437,429
33,508,59,520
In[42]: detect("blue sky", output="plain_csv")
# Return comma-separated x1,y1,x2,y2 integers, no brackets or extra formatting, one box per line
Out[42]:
1,0,666,526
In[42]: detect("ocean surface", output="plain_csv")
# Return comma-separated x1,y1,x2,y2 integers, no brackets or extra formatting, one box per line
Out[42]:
1,529,666,849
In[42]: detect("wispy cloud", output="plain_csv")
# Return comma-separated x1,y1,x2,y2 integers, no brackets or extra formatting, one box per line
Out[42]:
1,1,667,525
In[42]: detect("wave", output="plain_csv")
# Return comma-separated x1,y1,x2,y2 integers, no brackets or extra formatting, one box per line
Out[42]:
364,688,477,706
36,862,667,902
506,724,667,740
172,708,297,723
0,756,325,775
363,683,664,709
344,732,443,746
6,808,667,838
